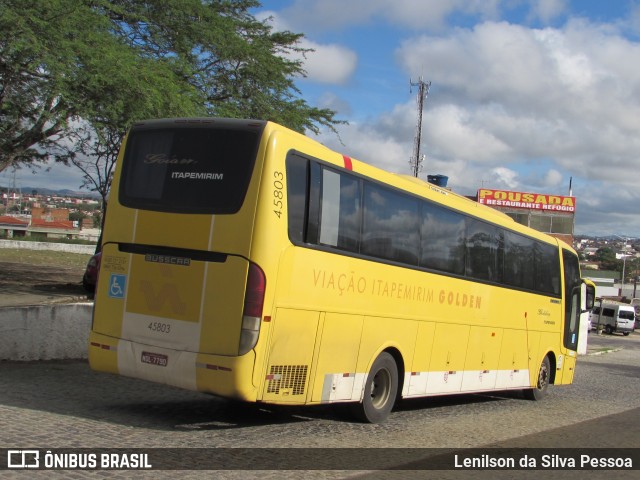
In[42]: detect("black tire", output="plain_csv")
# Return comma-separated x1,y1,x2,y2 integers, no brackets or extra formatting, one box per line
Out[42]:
623,332,630,336
82,276,95,293
605,325,613,335
351,352,398,423
524,355,551,401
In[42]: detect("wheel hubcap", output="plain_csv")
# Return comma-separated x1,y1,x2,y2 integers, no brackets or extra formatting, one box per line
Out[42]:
370,368,391,409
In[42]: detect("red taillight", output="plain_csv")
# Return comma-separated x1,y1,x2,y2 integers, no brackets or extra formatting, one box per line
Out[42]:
239,263,266,355
243,263,266,318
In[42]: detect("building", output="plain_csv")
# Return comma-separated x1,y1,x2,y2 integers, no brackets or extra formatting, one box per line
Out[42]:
476,188,575,244
5,206,79,239
0,215,79,240
31,207,71,222
0,215,29,237
582,270,619,297
29,218,78,239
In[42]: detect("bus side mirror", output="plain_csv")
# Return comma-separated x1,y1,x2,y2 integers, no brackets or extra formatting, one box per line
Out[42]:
581,282,595,312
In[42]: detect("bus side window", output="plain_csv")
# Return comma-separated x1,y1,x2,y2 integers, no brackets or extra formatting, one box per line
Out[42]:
318,167,361,253
362,183,420,265
504,231,535,290
420,203,465,275
534,242,561,295
465,218,499,282
307,161,321,244
286,155,308,244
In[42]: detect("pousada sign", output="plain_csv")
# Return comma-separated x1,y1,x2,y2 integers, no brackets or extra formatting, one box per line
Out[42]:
477,189,576,213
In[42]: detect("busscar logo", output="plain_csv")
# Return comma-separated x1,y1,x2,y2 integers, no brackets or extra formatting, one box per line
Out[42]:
8,450,39,468
144,254,190,267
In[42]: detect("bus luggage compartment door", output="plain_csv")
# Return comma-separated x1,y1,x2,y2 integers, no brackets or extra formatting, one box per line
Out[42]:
261,308,319,403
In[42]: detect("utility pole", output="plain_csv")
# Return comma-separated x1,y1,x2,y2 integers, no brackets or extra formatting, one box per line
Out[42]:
409,76,431,177
5,169,20,214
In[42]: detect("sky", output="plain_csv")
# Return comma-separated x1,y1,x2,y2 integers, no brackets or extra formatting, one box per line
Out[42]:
6,0,640,237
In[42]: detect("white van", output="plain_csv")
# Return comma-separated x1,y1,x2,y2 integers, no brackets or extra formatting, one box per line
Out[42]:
589,302,636,336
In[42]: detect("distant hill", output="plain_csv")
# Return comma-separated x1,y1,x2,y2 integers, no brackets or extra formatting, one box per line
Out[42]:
0,185,100,198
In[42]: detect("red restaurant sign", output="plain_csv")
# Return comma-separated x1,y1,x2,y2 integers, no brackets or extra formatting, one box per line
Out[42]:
477,189,576,213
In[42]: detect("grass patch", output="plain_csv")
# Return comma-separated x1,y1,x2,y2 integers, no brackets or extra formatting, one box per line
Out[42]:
590,347,612,353
0,248,91,269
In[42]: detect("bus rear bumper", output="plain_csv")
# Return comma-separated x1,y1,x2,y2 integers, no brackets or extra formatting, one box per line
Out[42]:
89,331,258,402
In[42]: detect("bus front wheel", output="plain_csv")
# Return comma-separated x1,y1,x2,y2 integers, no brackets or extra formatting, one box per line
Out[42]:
524,355,550,401
352,352,398,423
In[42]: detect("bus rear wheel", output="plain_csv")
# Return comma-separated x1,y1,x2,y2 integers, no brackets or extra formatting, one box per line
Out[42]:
352,352,398,423
524,355,550,401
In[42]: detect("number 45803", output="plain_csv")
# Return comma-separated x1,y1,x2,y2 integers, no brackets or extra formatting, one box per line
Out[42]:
273,171,284,218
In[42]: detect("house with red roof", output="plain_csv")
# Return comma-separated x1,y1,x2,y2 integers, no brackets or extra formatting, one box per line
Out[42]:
0,215,29,237
0,208,80,240
29,218,78,238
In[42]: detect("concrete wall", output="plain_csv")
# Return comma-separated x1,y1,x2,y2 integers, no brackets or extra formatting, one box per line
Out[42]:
0,239,95,255
0,303,94,361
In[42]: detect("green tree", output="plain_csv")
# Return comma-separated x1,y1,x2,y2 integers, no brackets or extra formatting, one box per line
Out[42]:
69,210,85,223
1,0,342,176
595,247,621,272
1,0,79,171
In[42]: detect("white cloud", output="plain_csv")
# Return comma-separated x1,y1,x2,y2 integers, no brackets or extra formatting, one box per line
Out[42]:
295,40,357,85
277,0,567,32
258,10,357,85
314,120,409,175
274,1,640,235
491,167,520,189
308,16,640,235
424,104,512,163
543,169,563,187
278,1,460,31
526,0,567,24
625,3,640,36
316,92,353,116
395,20,640,192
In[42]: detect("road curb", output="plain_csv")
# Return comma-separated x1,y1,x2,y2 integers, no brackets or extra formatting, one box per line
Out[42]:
586,347,623,356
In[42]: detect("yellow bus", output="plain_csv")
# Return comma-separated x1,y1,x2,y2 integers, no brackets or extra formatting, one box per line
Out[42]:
89,118,595,423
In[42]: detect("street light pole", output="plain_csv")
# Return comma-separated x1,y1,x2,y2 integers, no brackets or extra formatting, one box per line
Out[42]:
613,235,631,297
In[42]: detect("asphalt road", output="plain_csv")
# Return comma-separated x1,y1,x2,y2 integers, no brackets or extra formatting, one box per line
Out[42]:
0,331,638,479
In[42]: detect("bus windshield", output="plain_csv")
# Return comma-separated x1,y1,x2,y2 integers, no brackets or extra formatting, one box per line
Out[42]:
119,121,264,214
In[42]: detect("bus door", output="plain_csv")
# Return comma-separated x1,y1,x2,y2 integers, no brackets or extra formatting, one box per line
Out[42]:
562,249,581,352
557,248,581,384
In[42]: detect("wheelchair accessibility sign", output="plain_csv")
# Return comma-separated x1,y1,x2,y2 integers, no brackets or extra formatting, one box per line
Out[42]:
108,274,127,299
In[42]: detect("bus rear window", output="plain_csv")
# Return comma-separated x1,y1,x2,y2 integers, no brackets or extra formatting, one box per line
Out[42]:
119,124,263,214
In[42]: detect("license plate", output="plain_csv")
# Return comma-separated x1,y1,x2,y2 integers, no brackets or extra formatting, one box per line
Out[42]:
141,351,168,367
